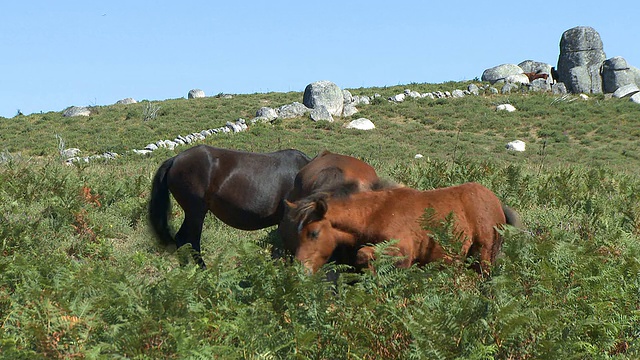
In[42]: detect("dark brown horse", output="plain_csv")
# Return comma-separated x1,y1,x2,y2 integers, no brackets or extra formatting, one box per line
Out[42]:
278,150,381,257
149,145,311,268
285,182,520,274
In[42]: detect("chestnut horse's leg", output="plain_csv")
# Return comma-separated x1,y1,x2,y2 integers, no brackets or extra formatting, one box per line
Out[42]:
175,208,207,269
356,246,376,272
356,242,413,271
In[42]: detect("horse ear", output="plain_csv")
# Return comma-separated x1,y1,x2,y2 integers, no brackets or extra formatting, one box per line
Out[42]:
314,198,328,217
284,200,297,210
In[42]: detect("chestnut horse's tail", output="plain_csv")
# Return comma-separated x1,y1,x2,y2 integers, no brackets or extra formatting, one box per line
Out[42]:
149,157,176,249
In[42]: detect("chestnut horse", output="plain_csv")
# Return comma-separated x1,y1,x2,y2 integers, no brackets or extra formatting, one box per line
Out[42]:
286,182,520,274
149,145,311,268
278,150,381,262
524,71,549,82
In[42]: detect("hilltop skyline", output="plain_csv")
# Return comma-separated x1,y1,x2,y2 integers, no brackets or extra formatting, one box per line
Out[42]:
1,1,638,118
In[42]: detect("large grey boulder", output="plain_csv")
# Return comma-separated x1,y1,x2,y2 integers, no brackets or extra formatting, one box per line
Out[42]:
309,105,334,122
63,106,91,117
566,65,603,94
530,78,552,92
552,82,568,95
188,89,205,99
467,84,480,95
557,26,606,93
353,95,370,105
342,103,358,117
255,107,278,121
612,83,640,98
342,90,353,104
632,66,640,86
518,60,553,75
277,102,310,119
481,64,523,84
602,56,635,93
505,74,530,85
303,80,343,116
501,83,519,94
116,98,137,105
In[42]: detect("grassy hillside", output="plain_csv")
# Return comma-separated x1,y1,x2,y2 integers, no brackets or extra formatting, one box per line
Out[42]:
1,81,640,358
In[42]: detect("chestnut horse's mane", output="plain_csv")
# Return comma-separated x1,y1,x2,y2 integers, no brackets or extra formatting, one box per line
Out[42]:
289,179,399,227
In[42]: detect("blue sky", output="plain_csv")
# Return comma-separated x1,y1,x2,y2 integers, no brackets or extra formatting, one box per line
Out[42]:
1,1,638,118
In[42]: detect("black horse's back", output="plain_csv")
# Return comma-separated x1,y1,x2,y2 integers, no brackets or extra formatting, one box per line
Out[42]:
149,156,176,248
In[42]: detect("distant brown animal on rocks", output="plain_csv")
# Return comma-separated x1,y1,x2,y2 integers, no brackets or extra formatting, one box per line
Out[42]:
524,71,549,82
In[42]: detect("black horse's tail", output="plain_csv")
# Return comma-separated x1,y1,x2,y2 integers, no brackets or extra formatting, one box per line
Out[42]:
502,205,522,228
149,157,176,249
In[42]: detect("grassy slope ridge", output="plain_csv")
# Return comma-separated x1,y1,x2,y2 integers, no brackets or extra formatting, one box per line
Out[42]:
1,81,640,358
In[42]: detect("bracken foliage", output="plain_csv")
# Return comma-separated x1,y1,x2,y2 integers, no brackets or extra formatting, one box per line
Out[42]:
1,82,640,358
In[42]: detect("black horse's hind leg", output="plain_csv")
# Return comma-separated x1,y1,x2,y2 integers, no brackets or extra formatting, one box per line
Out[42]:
175,209,207,269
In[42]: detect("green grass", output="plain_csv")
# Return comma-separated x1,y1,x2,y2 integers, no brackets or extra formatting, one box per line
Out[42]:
1,81,640,358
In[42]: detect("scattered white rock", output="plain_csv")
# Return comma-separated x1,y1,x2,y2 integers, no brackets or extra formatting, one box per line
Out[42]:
116,98,137,105
133,149,153,155
631,92,640,104
63,106,91,117
256,107,278,121
496,104,517,112
612,83,640,98
505,73,530,85
579,94,589,100
468,84,480,96
414,154,424,159
450,89,465,98
345,118,375,130
226,118,247,132
389,94,406,102
506,140,526,152
353,95,370,105
102,152,118,160
62,148,81,159
405,90,421,98
277,102,310,119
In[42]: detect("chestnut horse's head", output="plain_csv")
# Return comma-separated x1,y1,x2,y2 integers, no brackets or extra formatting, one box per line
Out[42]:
278,150,379,258
284,193,342,273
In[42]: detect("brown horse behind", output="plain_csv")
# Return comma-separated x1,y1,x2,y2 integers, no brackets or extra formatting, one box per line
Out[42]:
286,150,380,202
278,150,381,260
286,182,520,274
